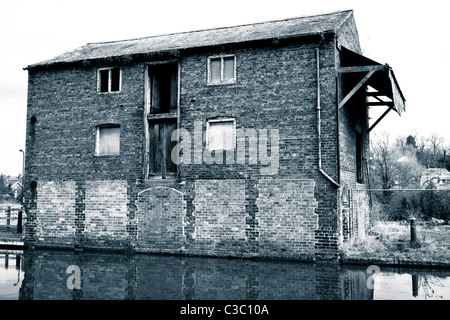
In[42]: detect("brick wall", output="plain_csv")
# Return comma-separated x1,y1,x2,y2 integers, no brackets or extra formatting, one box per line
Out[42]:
135,186,186,253
179,37,342,260
24,61,145,184
256,179,318,260
35,181,76,247
192,179,247,257
23,29,365,260
83,180,129,249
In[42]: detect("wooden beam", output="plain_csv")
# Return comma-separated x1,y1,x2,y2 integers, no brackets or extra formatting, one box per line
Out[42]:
339,64,389,73
339,70,376,109
367,101,394,107
366,91,384,97
368,107,393,132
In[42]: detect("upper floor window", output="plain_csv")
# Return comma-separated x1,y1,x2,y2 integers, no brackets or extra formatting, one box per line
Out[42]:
207,55,236,85
96,124,120,155
206,118,236,151
98,68,121,93
148,63,178,114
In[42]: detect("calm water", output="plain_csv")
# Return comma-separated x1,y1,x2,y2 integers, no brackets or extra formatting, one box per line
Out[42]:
1,249,450,300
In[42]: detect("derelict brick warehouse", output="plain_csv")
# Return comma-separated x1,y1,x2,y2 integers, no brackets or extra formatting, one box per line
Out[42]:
22,10,405,261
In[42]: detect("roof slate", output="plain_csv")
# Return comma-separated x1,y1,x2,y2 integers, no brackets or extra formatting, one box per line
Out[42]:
26,10,353,69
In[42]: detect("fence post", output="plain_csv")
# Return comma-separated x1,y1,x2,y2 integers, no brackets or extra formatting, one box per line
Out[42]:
410,218,418,243
17,210,23,234
6,206,11,229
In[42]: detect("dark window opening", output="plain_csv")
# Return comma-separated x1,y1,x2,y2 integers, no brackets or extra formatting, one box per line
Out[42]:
356,131,363,183
99,69,109,93
110,68,121,92
98,68,121,93
149,63,178,114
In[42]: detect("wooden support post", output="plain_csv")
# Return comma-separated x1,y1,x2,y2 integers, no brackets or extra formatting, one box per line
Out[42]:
161,124,166,179
339,70,376,109
17,210,22,234
6,206,11,229
410,218,418,243
368,107,392,133
412,274,419,297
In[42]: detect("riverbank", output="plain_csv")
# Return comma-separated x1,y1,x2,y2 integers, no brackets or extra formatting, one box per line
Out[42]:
340,221,450,269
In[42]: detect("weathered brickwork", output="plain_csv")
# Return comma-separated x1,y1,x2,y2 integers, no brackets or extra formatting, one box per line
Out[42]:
192,179,247,257
83,180,129,249
256,179,318,260
22,11,375,260
348,187,371,239
35,181,76,247
135,186,186,253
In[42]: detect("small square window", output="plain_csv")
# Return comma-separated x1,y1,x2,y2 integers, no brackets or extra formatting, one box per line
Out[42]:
206,119,236,151
98,68,121,93
96,125,120,155
208,55,236,85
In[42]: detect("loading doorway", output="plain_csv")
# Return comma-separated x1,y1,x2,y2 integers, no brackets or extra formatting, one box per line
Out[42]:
145,61,179,179
148,119,177,179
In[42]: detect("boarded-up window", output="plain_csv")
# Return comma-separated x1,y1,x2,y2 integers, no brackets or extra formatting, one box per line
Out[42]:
210,58,222,83
208,55,236,84
98,68,121,93
96,125,120,155
207,119,235,151
223,56,235,81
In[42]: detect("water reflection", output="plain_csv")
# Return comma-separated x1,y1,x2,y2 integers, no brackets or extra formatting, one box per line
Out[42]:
0,251,23,300
1,249,449,300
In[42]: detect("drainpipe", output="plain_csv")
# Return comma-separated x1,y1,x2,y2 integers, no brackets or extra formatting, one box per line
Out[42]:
316,35,340,189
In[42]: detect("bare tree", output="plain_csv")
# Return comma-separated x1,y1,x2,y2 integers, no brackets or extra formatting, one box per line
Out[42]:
429,132,444,158
370,132,424,189
370,132,394,189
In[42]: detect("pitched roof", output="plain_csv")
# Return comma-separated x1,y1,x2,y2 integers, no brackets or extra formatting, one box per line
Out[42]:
422,168,450,177
25,10,353,69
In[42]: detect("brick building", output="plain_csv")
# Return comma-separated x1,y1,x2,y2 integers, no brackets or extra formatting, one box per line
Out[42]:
23,10,405,261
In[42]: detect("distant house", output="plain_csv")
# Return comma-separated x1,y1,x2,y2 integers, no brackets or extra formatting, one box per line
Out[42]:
22,10,405,261
421,168,450,189
10,180,22,199
4,176,22,199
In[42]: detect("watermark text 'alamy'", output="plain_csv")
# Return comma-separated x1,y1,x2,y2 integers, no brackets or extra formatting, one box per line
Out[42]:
170,121,279,175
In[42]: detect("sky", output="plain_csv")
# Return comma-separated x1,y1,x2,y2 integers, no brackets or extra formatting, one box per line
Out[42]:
1,0,449,176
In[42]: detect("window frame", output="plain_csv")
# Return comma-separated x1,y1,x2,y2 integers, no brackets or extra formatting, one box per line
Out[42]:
206,118,236,151
207,54,236,85
95,124,121,156
97,67,122,94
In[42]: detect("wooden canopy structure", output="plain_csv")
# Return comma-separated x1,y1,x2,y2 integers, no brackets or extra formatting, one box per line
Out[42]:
338,46,406,132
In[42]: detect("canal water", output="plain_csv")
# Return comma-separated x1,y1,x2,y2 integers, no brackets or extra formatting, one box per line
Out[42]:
1,248,449,300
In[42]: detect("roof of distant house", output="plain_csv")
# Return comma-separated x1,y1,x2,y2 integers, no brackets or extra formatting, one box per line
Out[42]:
421,168,450,179
25,10,354,69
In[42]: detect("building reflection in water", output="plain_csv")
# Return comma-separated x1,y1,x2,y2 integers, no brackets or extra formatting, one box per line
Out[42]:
0,249,449,300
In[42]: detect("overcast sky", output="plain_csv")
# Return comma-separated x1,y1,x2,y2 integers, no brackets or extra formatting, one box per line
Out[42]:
1,0,449,176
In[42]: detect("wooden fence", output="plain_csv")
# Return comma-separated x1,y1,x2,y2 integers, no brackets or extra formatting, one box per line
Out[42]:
0,206,23,233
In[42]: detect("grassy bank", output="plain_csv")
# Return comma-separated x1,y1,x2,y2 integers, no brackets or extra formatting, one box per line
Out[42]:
340,221,450,267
